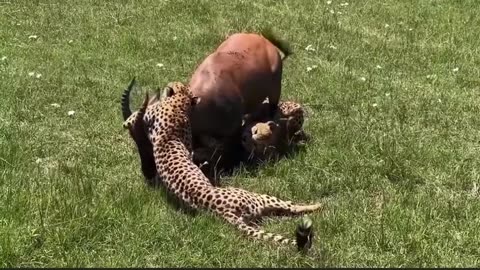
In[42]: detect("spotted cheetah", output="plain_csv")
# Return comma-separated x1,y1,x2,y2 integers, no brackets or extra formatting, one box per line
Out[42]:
123,81,321,248
122,80,224,185
242,100,308,160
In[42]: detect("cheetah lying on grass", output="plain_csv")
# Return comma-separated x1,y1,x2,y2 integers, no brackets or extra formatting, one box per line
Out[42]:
242,100,309,160
123,80,321,249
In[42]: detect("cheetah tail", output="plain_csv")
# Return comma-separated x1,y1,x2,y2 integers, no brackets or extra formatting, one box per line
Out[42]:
246,226,297,247
240,219,314,251
295,216,314,251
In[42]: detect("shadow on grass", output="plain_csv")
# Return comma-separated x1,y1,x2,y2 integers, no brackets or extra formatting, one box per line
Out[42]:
123,118,312,227
136,130,309,216
192,132,309,186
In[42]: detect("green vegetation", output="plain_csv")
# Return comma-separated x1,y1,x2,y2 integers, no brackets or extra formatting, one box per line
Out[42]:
1,0,480,267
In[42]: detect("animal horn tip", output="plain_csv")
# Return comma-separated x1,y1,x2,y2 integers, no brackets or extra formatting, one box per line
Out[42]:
121,77,137,121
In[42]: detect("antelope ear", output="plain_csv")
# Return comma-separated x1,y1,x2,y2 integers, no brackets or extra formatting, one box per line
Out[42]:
267,121,278,130
191,96,201,106
161,86,175,99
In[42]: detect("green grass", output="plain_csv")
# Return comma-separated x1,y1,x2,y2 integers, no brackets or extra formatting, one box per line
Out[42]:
1,0,480,267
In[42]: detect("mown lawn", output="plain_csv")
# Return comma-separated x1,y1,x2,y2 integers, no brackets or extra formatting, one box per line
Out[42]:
1,0,480,267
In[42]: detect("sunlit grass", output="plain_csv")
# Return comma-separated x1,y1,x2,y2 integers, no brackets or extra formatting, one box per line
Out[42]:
1,0,480,267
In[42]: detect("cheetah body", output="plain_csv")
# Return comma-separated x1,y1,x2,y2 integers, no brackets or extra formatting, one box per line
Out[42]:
123,82,321,247
242,100,307,159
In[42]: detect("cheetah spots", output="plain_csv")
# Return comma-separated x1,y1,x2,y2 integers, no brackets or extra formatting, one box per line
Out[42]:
134,84,312,248
273,235,284,242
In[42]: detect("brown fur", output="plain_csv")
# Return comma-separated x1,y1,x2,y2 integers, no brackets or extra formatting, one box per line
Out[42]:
189,32,291,140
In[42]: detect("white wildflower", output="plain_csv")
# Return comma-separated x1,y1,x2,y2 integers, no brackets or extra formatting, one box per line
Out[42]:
337,11,343,14
438,99,442,103
306,65,318,72
359,77,366,82
471,182,478,196
67,110,75,116
28,35,38,40
35,158,43,164
305,44,316,51
376,65,382,69
1,56,6,61
328,44,337,50
385,24,390,28
327,0,332,4
385,93,390,97
156,63,164,68
173,36,178,41
340,2,349,6
28,71,42,78
68,39,74,44
372,103,378,107
329,9,335,14
408,28,413,31
452,67,459,72
50,103,61,108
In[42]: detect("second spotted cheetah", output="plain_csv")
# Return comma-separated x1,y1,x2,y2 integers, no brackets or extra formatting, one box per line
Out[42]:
242,100,308,160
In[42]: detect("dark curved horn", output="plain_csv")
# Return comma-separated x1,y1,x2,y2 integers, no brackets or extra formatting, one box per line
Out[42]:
121,77,136,121
130,91,158,183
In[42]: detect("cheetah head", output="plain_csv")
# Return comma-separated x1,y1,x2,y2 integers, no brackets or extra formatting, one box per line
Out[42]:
138,81,201,146
121,78,199,184
241,120,280,157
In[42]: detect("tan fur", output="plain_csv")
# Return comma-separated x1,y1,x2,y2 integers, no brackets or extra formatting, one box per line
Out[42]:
188,33,290,140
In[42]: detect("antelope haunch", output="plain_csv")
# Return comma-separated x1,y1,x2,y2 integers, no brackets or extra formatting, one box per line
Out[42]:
189,32,291,140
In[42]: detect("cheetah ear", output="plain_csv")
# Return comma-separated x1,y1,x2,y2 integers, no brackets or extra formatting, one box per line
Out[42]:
191,96,201,106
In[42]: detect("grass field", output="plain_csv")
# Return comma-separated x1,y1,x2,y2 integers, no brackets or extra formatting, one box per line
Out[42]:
2,0,480,267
